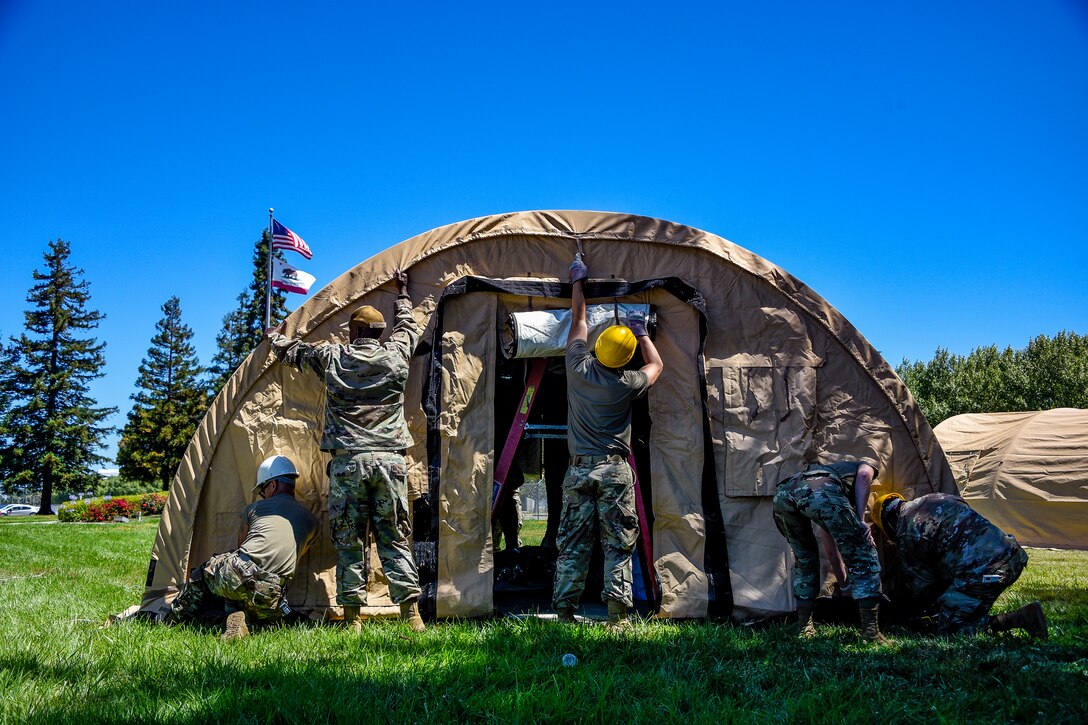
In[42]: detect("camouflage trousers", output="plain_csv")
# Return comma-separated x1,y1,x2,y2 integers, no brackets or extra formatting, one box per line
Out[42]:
553,456,639,609
329,451,420,606
772,473,881,601
934,537,1028,635
170,551,286,623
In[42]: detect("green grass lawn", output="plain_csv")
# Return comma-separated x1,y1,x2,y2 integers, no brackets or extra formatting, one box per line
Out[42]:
517,517,548,548
1,516,1086,723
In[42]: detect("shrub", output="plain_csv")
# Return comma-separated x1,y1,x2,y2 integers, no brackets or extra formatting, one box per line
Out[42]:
57,492,167,523
139,493,167,516
57,500,89,523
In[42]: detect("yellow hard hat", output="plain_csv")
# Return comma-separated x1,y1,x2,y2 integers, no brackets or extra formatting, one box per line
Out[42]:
594,324,637,368
871,492,906,538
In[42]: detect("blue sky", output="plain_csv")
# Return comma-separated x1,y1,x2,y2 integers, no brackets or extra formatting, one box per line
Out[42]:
1,1,1086,462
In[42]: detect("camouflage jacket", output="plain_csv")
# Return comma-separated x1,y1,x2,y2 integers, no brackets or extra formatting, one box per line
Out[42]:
270,298,421,451
893,493,1020,594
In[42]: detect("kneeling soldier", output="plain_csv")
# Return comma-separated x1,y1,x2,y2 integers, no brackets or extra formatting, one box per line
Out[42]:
169,455,318,640
873,492,1047,638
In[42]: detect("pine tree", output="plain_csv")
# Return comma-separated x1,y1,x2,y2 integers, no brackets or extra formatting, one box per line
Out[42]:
0,340,14,482
209,230,288,392
0,240,116,512
116,296,210,490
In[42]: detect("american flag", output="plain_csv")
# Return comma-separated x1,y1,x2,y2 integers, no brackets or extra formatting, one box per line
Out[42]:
271,219,313,259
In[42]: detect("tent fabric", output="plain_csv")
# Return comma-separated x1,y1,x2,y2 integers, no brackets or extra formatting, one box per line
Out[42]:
141,210,955,620
421,278,710,618
934,409,1088,550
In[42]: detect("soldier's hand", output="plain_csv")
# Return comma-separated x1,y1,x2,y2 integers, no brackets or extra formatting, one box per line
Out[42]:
626,310,649,337
395,269,409,297
569,253,589,284
264,322,285,339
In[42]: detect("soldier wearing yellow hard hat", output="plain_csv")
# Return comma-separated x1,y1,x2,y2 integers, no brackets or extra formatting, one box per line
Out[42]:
874,491,1047,638
552,250,664,632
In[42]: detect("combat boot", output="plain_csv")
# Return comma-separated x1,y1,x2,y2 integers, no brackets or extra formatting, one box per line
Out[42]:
555,605,576,623
989,601,1048,639
400,599,426,632
606,599,633,633
858,597,888,645
343,605,362,633
222,610,249,641
796,598,817,638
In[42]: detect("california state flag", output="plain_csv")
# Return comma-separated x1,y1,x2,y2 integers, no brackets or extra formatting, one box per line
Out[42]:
271,257,316,295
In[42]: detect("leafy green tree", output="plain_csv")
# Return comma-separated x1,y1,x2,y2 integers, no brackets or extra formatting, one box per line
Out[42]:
898,330,1088,427
116,296,210,490
0,239,116,512
209,230,288,391
1020,331,1088,411
897,347,959,424
956,344,1025,415
100,475,162,497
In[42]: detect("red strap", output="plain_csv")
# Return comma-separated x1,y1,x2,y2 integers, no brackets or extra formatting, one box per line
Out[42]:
629,451,660,602
491,358,547,518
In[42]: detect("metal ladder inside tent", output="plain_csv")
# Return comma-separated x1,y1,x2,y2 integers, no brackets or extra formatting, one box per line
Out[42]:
490,357,660,602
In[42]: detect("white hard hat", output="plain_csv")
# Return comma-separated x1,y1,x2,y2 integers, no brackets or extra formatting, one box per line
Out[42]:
254,455,300,492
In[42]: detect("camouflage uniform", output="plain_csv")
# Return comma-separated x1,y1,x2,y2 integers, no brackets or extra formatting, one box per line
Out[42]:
171,551,288,623
328,451,418,604
553,339,648,610
553,456,640,608
772,462,882,601
270,297,422,606
170,493,317,623
890,493,1028,635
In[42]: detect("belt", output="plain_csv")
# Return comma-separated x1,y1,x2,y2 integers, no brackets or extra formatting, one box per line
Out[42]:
570,454,626,466
776,470,840,488
329,449,407,457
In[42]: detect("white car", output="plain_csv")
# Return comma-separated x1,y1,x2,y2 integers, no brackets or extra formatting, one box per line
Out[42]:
0,504,37,516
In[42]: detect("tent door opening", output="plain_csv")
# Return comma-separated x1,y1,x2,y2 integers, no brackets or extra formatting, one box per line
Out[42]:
420,275,719,620
490,351,658,616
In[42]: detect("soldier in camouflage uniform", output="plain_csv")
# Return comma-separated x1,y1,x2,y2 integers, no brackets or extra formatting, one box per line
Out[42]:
553,252,663,631
873,492,1048,638
268,270,426,632
772,460,886,642
170,455,318,640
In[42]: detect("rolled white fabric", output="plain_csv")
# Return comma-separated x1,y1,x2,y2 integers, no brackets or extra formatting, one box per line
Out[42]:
502,303,651,359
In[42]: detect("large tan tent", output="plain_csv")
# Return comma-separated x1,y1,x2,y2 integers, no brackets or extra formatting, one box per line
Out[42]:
934,409,1088,549
141,210,956,621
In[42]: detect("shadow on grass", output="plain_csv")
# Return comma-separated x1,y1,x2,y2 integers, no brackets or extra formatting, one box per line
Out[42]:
3,615,1087,724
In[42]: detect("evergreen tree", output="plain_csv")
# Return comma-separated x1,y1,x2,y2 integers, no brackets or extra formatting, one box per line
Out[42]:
116,296,210,490
0,340,14,481
209,230,288,391
0,240,116,512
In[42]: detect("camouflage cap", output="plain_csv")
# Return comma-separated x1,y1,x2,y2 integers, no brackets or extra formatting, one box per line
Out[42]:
350,305,386,329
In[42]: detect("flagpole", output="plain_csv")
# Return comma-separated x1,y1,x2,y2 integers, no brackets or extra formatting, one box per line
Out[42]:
266,208,274,330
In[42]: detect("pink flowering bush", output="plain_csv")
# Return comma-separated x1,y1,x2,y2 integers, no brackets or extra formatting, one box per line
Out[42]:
57,492,167,523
